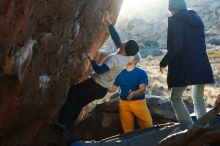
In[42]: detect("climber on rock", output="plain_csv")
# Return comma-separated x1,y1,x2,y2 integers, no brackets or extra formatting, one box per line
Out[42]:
108,52,153,133
52,11,139,130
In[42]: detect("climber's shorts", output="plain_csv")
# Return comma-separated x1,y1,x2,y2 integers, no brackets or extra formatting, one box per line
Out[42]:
119,99,153,133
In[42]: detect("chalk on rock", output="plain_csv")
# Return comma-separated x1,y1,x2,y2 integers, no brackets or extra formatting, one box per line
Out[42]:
81,52,88,60
71,21,80,40
38,75,50,90
14,39,37,82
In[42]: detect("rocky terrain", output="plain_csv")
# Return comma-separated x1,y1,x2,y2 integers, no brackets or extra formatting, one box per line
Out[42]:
71,94,194,142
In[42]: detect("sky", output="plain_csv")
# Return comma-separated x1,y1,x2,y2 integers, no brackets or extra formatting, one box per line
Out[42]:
118,0,169,20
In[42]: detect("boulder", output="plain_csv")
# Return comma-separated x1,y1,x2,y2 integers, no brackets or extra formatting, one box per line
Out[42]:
0,0,123,145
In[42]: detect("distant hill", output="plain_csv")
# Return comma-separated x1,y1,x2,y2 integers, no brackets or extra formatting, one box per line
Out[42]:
101,0,220,57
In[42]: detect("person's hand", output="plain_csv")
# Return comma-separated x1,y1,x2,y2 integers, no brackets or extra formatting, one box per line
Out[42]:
214,94,220,107
160,66,167,73
87,53,94,61
127,90,133,100
104,11,113,25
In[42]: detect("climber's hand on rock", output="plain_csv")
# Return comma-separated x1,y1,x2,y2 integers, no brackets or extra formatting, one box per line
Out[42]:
87,53,94,61
104,11,113,25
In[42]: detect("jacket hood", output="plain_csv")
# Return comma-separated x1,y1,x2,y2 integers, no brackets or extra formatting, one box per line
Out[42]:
172,10,203,28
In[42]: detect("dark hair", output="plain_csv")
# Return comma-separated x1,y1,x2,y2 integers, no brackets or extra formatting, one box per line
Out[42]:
125,40,139,56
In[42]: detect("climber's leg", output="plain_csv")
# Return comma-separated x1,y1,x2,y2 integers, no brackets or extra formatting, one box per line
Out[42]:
56,83,81,129
69,78,108,125
57,78,107,129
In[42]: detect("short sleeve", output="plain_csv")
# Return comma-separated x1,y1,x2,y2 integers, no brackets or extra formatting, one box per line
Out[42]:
139,70,148,85
102,54,119,69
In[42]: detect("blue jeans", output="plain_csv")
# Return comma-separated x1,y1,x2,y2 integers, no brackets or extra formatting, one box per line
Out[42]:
171,84,206,125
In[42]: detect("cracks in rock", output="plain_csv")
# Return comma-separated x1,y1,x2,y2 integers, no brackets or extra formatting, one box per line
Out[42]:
7,46,15,58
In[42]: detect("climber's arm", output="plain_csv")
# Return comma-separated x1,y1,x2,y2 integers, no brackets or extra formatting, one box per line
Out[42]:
87,54,110,74
90,60,110,74
105,11,122,48
108,24,121,48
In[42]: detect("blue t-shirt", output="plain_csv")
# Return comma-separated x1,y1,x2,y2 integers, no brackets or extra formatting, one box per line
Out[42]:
114,67,148,100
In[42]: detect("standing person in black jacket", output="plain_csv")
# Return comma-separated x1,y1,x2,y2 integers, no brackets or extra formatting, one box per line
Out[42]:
160,0,214,125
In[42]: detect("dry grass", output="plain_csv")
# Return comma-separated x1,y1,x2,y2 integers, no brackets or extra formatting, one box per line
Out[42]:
140,55,220,107
208,50,220,59
204,86,220,107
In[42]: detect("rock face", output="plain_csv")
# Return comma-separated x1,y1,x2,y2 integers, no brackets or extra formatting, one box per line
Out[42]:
72,95,194,142
0,0,123,145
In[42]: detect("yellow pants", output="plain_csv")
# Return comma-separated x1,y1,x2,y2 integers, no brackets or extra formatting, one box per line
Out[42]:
119,99,153,133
